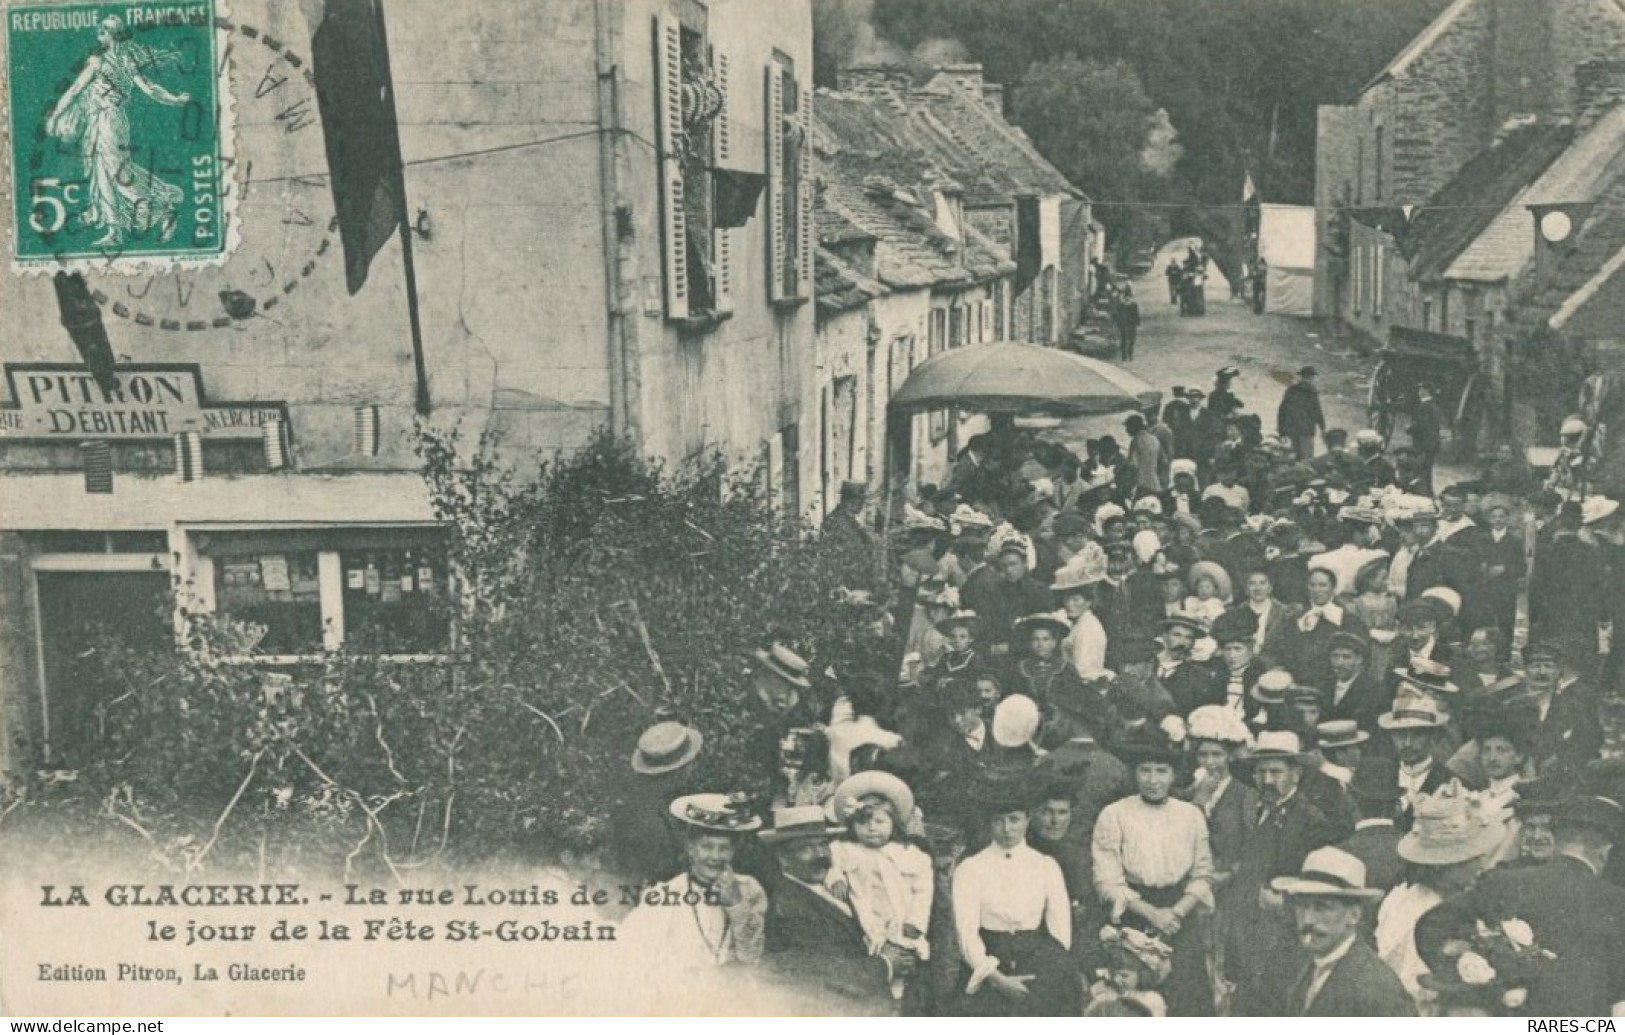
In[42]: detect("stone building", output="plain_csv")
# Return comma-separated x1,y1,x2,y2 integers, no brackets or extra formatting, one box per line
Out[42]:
0,0,814,769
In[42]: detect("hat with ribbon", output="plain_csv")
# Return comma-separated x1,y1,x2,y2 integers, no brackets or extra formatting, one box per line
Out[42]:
1187,704,1253,747
1393,667,1460,701
1052,556,1107,594
1249,668,1298,705
1581,496,1620,526
1270,846,1384,899
1170,458,1199,480
1248,728,1312,765
757,804,843,844
934,609,983,637
670,792,762,833
1014,612,1072,642
1421,586,1463,618
1316,720,1370,751
751,643,813,689
1378,694,1450,731
1398,788,1506,865
1187,560,1232,601
631,721,704,775
1159,614,1208,637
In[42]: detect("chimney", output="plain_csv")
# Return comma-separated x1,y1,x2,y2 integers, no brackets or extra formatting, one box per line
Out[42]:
1574,60,1625,130
1490,0,1558,125
836,65,913,97
931,63,985,103
981,82,1005,115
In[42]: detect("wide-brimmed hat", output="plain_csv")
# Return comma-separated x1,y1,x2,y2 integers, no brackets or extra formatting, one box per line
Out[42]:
1398,790,1505,865
670,792,762,833
948,504,995,531
1348,755,1402,803
757,804,843,844
1271,846,1384,899
1170,458,1198,480
1309,547,1388,593
1216,366,1240,379
1187,704,1253,747
1187,560,1232,600
1337,504,1386,526
934,609,983,637
1316,720,1369,751
751,643,813,689
1378,695,1450,731
631,721,704,775
1249,668,1299,705
1051,557,1106,594
992,694,1042,748
1113,725,1185,767
1053,512,1091,538
1014,612,1072,642
832,770,916,827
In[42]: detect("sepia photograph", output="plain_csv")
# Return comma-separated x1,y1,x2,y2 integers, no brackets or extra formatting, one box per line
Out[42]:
1,0,1623,1019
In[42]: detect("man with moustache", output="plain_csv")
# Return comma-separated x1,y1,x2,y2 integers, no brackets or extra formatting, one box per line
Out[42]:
1273,847,1415,1015
1156,615,1224,714
759,805,900,1010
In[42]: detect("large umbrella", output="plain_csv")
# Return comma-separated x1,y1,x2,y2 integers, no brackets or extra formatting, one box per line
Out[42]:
889,340,1160,416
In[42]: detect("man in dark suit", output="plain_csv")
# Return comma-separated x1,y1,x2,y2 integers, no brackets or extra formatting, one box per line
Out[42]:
759,806,898,1011
1415,796,1625,1017
1318,632,1391,732
1273,847,1416,1015
1523,640,1605,775
1226,731,1341,1014
1155,616,1224,714
1335,756,1405,896
1396,513,1473,602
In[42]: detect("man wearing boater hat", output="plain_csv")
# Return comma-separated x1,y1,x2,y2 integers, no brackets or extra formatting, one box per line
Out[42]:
610,721,706,885
1273,847,1416,1015
1416,795,1625,1016
757,804,899,1011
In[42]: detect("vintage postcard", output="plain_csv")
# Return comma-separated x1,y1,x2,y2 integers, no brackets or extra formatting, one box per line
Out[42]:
3,0,1625,1021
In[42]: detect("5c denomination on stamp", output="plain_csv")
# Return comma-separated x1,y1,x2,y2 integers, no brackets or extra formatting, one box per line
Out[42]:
7,0,237,272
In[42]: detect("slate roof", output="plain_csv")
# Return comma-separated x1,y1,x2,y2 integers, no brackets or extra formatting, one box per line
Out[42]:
1446,106,1625,281
816,246,888,314
1515,172,1625,330
906,84,1080,203
1403,121,1573,283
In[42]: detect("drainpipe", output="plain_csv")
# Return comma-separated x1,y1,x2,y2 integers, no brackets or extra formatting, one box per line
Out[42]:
594,0,639,446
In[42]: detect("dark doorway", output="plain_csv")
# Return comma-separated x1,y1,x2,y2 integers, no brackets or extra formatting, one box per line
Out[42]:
36,572,170,766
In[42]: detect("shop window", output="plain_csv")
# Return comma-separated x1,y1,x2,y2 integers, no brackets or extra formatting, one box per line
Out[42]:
340,547,450,654
214,551,323,654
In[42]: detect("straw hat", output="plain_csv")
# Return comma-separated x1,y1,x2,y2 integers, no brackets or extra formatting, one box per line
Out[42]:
669,792,762,833
1397,790,1505,865
1250,668,1299,705
934,609,983,637
1051,556,1106,594
1247,729,1312,765
1187,704,1253,747
631,721,704,775
1187,560,1232,601
1270,846,1384,899
1014,612,1072,642
832,771,916,827
756,804,842,844
1581,496,1620,526
751,643,813,689
1316,720,1370,751
1378,694,1450,731
1421,586,1462,617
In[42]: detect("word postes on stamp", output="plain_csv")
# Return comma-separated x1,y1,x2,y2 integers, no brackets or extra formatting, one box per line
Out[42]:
7,0,236,273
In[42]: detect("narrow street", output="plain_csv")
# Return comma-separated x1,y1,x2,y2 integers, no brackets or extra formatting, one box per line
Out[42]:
1056,238,1374,454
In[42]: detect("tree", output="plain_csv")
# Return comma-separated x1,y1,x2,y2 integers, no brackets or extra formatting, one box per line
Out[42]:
1010,56,1172,254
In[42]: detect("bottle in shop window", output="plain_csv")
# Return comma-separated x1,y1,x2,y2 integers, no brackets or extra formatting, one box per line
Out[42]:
364,553,381,596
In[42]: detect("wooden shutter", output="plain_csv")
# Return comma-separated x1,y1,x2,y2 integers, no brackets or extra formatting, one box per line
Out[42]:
712,52,734,314
766,64,787,302
655,14,688,319
796,83,813,300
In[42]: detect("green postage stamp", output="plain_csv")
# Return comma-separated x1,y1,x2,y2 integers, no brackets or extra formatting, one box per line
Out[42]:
6,1,236,272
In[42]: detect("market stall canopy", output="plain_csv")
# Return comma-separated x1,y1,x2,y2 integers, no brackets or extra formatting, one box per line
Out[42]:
889,341,1160,416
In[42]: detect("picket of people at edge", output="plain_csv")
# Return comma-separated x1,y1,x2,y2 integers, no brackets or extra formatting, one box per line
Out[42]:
611,367,1625,1018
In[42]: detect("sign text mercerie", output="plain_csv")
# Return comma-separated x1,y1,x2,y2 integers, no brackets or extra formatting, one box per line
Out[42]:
0,364,286,440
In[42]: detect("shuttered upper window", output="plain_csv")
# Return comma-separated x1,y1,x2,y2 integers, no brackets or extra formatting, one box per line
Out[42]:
767,57,811,305
654,13,732,321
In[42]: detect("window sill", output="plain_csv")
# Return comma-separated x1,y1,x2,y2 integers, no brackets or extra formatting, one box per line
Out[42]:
770,295,809,313
671,310,733,334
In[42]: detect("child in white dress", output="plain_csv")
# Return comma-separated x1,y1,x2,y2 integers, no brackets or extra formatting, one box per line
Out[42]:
827,773,933,1000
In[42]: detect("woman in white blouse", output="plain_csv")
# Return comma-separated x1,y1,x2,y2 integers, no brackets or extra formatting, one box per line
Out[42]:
951,783,1079,1016
1092,729,1217,1016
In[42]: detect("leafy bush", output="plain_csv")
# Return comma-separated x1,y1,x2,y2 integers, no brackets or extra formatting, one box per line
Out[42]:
13,430,892,879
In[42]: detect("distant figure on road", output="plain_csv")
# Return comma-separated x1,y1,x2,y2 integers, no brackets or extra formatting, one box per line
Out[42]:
1252,257,1269,314
1277,366,1326,461
1165,260,1182,305
1408,387,1443,487
1115,286,1141,362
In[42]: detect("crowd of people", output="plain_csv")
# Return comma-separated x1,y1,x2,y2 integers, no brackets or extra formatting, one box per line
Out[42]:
611,366,1625,1018
1163,246,1211,318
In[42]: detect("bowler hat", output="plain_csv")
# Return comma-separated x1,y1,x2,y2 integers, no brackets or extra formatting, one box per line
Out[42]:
1327,630,1369,656
1113,725,1185,767
631,721,704,775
